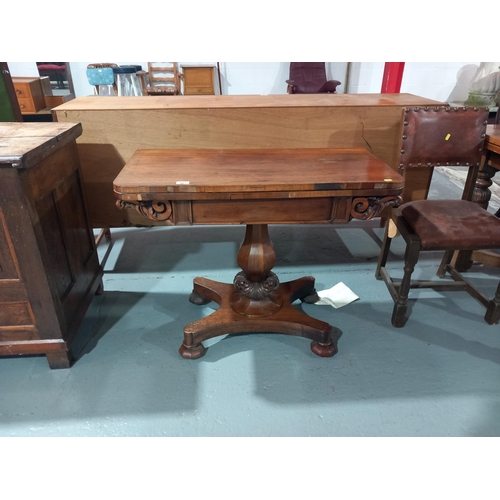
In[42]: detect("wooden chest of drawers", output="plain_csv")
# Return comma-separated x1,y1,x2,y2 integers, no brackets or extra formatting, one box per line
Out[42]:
0,123,103,368
12,77,46,114
181,66,215,95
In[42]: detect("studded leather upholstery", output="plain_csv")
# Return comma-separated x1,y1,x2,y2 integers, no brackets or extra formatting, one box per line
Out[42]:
398,106,488,170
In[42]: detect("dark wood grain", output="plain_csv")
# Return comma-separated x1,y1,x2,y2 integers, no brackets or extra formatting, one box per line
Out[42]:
115,147,403,358
0,123,103,369
54,93,441,228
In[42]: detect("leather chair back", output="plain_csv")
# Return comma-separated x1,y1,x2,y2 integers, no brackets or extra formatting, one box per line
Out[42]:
289,62,328,93
398,106,489,170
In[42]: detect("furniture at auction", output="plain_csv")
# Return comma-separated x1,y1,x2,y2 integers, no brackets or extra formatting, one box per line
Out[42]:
472,125,500,215
12,77,46,114
453,124,500,271
181,65,216,95
286,63,341,94
376,106,500,327
36,63,67,89
146,62,182,95
53,93,442,229
0,63,22,122
0,123,104,368
114,148,404,358
87,63,118,96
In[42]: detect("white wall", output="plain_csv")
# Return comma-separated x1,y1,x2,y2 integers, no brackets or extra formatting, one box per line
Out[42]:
7,61,480,102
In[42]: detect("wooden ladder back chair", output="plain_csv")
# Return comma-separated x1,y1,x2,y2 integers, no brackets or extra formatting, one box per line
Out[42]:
376,106,500,327
146,62,182,95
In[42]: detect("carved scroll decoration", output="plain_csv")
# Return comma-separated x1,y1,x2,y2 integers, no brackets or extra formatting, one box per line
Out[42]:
116,200,173,221
351,196,403,220
233,271,280,300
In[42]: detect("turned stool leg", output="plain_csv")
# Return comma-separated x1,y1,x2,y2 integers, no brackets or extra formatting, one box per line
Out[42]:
485,282,500,325
392,239,420,328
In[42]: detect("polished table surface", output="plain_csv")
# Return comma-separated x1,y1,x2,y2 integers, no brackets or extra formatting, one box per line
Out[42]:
54,93,442,228
114,147,404,359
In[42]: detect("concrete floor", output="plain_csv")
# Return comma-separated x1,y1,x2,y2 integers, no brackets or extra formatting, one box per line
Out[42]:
1,171,499,437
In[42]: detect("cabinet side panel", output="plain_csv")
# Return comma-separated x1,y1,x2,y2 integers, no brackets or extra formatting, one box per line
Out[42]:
23,141,102,343
0,209,20,280
35,191,75,304
0,168,62,341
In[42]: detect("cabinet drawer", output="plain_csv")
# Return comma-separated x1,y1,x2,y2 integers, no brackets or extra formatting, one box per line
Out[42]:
14,82,32,98
185,86,213,95
0,301,34,328
12,78,46,113
17,98,36,113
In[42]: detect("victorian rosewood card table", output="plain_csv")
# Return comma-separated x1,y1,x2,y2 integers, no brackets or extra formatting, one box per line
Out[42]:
113,148,404,359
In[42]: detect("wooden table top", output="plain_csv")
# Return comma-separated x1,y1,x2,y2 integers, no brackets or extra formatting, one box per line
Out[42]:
0,122,81,169
113,148,404,198
55,93,442,112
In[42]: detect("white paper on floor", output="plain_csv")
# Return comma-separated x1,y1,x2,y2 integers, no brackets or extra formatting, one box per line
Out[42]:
314,282,359,308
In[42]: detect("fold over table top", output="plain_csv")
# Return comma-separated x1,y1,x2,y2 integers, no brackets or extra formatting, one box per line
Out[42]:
113,148,404,200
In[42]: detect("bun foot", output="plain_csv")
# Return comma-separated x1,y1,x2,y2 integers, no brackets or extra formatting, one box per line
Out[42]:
301,289,319,304
179,343,206,359
310,340,337,357
189,292,211,306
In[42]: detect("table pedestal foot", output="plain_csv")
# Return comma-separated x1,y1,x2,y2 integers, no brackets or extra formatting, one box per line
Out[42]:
189,291,211,306
301,289,320,304
311,335,339,357
182,276,336,358
179,342,206,359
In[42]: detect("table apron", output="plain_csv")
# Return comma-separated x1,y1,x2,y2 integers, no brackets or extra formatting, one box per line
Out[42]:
115,193,403,225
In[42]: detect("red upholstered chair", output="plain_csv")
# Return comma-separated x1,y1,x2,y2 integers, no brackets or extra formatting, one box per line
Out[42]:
286,62,341,94
376,106,500,327
37,62,67,89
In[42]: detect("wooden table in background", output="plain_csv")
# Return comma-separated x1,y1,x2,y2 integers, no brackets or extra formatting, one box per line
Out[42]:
113,147,404,359
53,93,441,229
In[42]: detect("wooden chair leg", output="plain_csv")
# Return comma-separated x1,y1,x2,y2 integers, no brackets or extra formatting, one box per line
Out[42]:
437,249,454,278
95,228,111,246
375,220,392,280
392,239,420,328
485,282,500,325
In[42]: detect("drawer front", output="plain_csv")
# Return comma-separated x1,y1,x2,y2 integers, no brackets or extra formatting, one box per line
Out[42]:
185,86,214,95
0,302,34,328
184,68,214,95
185,68,213,86
14,82,32,98
0,207,37,341
17,97,36,113
191,198,336,224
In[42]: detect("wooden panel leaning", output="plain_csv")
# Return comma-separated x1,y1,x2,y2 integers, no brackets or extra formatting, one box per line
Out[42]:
0,123,104,368
52,93,443,229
